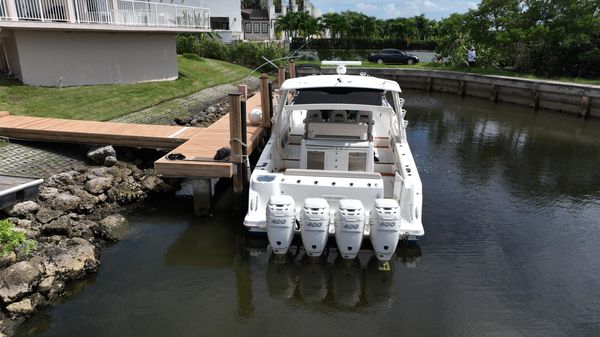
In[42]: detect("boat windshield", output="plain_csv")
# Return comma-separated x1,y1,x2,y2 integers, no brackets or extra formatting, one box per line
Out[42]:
293,88,384,106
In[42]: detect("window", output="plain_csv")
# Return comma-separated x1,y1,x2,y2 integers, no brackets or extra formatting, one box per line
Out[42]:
261,22,269,34
348,153,367,171
210,17,229,30
253,22,260,33
245,23,252,33
307,151,324,170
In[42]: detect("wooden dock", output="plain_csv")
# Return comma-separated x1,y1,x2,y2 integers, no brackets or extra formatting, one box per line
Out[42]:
0,111,204,149
0,93,265,179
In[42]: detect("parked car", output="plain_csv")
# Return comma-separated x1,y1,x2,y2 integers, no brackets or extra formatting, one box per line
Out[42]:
367,49,419,65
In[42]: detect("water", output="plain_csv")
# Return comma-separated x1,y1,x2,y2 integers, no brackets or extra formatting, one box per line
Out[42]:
16,91,600,337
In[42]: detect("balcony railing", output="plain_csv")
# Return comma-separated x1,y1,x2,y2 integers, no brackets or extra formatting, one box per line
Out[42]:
0,0,210,29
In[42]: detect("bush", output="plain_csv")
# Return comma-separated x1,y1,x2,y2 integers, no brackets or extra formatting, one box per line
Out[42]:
176,34,289,71
293,38,437,51
182,53,203,61
0,219,36,256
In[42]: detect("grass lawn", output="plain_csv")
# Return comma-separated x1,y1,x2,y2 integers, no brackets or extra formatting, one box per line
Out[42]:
300,60,600,86
0,56,254,121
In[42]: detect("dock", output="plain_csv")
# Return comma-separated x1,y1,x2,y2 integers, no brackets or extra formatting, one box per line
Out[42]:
0,111,204,149
0,89,270,215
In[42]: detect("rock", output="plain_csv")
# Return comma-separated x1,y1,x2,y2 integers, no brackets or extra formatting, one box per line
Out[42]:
47,171,80,187
0,252,16,269
47,280,65,300
103,156,118,167
87,146,117,164
41,216,72,237
16,219,32,228
37,276,55,293
38,187,59,201
69,220,96,240
86,167,110,179
207,106,216,113
0,261,43,303
51,193,81,212
35,208,63,224
96,214,128,241
106,184,144,205
8,201,39,217
40,238,97,279
85,177,114,195
141,175,172,193
71,189,99,214
6,293,45,315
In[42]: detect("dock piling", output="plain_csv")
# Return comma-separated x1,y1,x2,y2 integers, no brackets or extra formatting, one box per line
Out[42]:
229,93,244,194
260,74,271,129
289,60,296,79
277,67,285,86
193,178,214,216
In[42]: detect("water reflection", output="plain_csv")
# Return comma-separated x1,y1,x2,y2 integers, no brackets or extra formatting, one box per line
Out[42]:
263,243,422,310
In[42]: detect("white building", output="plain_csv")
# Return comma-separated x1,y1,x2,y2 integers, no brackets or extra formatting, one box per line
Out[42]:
241,0,321,42
0,0,241,86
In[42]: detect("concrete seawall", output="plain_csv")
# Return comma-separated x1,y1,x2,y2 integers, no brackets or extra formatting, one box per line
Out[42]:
317,67,599,119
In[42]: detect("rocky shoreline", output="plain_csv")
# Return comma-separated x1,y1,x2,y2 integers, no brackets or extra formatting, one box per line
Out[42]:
0,145,178,336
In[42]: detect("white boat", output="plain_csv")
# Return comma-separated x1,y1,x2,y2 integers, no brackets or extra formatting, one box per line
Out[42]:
244,61,424,261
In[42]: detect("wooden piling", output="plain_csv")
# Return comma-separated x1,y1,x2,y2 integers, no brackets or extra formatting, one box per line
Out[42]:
458,81,466,97
580,96,591,118
531,89,540,110
260,73,271,129
289,60,296,79
490,84,499,103
277,67,285,86
229,93,243,194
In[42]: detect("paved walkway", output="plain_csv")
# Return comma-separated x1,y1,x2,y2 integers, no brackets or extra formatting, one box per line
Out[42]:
0,78,261,177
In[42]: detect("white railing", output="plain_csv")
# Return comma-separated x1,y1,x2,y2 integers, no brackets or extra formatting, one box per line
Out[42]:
1,0,9,19
3,0,210,29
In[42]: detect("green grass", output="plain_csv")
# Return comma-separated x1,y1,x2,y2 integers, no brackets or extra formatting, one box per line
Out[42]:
298,60,600,86
0,56,254,121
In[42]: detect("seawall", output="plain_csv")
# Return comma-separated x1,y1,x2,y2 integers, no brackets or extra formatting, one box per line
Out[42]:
318,67,600,119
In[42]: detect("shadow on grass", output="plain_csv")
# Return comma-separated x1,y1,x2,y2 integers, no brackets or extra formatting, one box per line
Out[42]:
0,74,24,87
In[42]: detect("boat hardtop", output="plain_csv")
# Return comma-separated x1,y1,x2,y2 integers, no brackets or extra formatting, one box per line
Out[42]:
280,74,401,92
244,62,424,261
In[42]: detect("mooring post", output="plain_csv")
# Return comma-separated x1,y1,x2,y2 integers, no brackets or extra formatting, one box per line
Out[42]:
260,73,271,129
193,178,213,216
458,80,466,97
268,82,274,121
229,93,244,194
289,60,296,79
238,84,248,99
531,88,540,110
580,96,591,118
240,99,249,186
490,84,499,103
277,67,285,86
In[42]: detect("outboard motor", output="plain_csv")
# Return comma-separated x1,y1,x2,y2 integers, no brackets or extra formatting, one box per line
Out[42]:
266,195,296,255
370,198,403,261
300,198,330,257
334,199,365,259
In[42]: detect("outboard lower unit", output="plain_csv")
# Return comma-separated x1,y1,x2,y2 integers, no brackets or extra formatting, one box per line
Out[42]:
370,199,403,261
266,195,296,255
334,199,365,259
299,198,330,257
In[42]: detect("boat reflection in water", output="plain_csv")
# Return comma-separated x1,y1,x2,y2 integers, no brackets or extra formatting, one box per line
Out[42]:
262,240,422,309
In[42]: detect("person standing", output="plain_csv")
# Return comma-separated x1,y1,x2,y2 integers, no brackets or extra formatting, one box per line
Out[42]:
467,47,477,70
